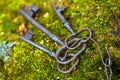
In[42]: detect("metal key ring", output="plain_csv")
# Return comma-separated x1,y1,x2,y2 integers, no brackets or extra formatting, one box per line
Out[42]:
65,28,92,50
55,42,87,64
57,54,80,74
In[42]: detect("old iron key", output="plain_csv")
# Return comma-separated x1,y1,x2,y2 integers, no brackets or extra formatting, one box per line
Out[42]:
20,5,64,46
20,5,55,57
20,30,55,57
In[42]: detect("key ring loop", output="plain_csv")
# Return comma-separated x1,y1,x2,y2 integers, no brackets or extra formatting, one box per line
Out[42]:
65,28,92,50
55,43,87,64
57,54,80,74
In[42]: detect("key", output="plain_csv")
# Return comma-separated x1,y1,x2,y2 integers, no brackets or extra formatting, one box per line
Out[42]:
20,30,55,57
19,8,64,46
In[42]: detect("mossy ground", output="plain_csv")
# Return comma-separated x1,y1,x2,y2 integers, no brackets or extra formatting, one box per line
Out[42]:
0,0,120,80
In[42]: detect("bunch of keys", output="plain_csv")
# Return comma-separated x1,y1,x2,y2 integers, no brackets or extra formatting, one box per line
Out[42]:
19,4,90,74
19,5,112,80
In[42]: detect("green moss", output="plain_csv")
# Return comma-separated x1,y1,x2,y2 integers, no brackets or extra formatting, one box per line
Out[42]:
0,0,120,79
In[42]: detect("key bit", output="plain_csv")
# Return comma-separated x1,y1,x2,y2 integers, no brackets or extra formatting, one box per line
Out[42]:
53,5,66,13
31,5,39,13
21,4,39,18
21,30,33,40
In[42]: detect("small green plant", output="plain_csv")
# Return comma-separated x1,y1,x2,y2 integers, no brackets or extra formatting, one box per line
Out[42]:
0,41,14,63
